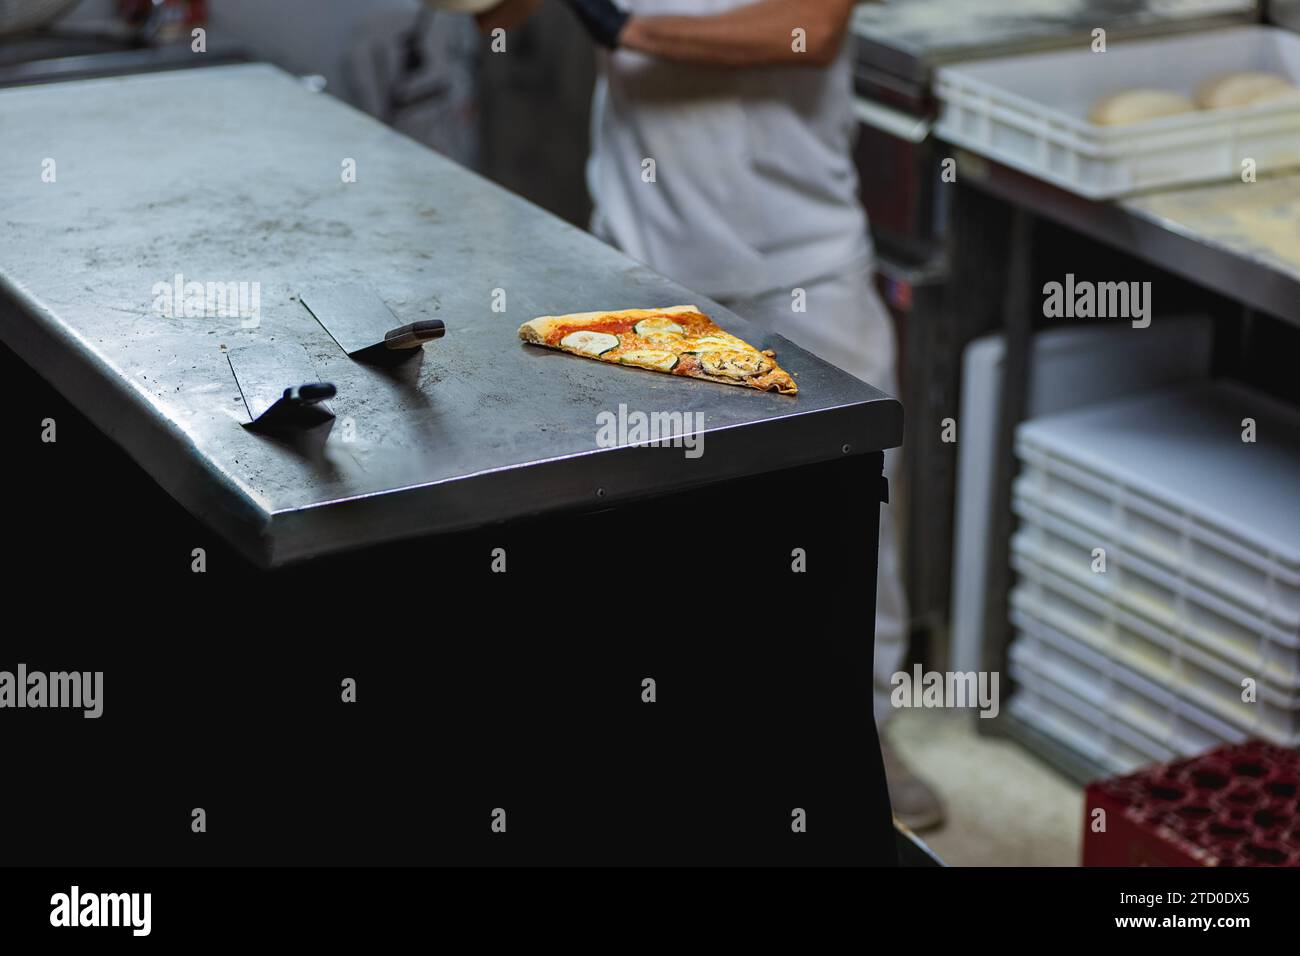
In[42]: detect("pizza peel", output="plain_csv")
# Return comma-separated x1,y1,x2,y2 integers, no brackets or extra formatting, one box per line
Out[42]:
226,340,336,432
300,285,444,363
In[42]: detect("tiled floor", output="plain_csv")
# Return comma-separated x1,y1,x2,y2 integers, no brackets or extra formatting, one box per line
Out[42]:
886,708,1085,866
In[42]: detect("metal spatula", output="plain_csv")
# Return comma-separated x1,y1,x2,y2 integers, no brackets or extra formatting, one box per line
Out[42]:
301,284,444,363
226,341,336,431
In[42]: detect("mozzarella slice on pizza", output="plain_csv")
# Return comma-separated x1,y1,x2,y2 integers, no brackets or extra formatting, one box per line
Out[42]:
518,305,797,395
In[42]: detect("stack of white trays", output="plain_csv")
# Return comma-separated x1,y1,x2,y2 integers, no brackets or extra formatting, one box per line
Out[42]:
1007,382,1300,775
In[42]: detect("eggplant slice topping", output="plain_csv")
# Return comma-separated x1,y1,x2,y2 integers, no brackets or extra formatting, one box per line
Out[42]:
560,330,620,356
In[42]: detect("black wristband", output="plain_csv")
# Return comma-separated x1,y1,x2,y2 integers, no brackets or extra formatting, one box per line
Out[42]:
560,0,629,49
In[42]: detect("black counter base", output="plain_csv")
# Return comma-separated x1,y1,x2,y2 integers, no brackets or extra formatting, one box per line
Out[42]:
2,342,892,867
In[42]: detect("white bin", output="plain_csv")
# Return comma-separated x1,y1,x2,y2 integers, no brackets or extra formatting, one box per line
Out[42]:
936,26,1300,197
1010,605,1246,763
1016,382,1300,642
1013,484,1300,689
1010,546,1300,747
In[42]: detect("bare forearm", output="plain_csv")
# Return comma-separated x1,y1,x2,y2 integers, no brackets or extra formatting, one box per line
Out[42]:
476,0,540,32
620,0,854,68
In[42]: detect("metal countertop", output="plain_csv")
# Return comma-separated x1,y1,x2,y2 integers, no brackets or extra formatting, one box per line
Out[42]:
954,152,1300,328
1121,174,1300,290
852,0,1259,90
0,64,901,568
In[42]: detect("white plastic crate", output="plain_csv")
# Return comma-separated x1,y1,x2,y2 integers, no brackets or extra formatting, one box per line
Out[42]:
1013,485,1300,689
935,26,1300,198
1008,640,1172,776
1010,607,1246,761
1016,381,1300,639
1014,457,1300,642
948,318,1213,675
1007,691,1156,777
1010,546,1300,747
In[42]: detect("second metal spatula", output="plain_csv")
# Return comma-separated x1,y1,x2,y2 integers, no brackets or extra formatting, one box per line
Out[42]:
301,284,444,363
226,340,336,431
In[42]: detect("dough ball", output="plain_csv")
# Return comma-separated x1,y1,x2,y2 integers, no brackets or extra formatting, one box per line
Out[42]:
1194,71,1299,109
1088,88,1196,126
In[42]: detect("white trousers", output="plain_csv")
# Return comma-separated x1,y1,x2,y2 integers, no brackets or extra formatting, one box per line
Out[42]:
717,256,908,728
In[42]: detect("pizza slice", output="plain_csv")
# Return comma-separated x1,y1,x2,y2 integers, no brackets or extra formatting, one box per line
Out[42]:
517,305,797,395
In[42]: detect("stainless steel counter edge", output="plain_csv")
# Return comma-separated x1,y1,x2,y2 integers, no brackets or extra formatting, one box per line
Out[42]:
0,269,272,555
265,400,900,567
2,268,901,569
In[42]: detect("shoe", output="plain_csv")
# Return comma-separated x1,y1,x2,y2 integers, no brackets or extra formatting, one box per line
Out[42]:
881,739,946,832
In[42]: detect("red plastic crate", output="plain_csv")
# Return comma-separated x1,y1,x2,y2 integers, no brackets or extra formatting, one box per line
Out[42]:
1083,741,1300,866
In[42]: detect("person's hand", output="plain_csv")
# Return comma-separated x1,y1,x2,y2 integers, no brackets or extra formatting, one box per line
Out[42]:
558,0,630,49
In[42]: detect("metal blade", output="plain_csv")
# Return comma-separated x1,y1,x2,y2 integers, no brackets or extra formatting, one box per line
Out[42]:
226,340,330,425
301,285,403,357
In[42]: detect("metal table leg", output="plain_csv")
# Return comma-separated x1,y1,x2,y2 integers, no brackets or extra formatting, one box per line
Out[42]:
979,206,1036,727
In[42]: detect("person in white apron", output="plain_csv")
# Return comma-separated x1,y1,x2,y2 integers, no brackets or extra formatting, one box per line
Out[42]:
434,0,942,831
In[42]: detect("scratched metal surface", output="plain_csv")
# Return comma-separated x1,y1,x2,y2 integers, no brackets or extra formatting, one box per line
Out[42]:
0,64,901,567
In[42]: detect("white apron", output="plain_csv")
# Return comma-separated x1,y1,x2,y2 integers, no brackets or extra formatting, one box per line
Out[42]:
588,0,871,302
586,4,907,723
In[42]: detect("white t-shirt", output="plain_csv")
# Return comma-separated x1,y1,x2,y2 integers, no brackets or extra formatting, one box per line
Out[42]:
587,0,870,300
